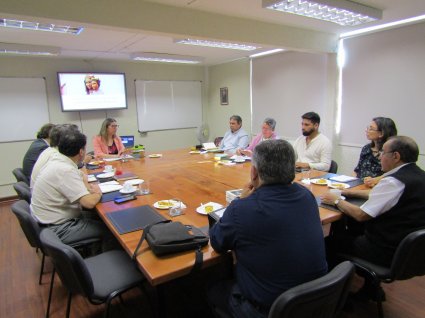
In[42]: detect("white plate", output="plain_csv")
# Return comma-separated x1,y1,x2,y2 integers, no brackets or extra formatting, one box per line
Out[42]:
196,202,224,215
310,178,329,186
88,160,104,166
149,154,162,158
153,200,187,210
120,187,137,194
328,182,350,189
96,172,115,179
124,179,144,186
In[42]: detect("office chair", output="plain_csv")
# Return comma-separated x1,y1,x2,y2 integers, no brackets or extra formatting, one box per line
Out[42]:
214,137,223,147
329,160,338,174
12,167,30,186
40,228,146,318
268,261,354,318
13,181,32,204
341,228,425,318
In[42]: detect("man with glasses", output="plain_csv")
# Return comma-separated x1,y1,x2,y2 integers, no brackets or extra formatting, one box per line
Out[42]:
292,111,332,171
321,136,425,298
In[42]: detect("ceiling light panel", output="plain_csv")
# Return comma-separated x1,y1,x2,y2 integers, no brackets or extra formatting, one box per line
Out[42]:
263,0,382,26
175,39,259,51
131,52,202,64
0,18,83,34
0,43,60,56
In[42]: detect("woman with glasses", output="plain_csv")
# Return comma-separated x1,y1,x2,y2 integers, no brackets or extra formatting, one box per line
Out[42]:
236,118,277,157
93,118,128,158
354,117,397,186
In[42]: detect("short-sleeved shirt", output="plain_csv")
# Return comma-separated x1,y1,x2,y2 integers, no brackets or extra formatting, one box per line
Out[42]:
30,147,59,189
292,133,332,171
219,128,249,154
31,153,89,225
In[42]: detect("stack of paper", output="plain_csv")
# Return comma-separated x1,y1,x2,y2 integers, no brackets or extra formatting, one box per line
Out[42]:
329,175,358,182
98,181,123,193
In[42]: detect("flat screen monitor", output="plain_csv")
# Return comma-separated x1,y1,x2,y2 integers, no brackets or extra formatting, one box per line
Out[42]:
120,135,135,148
57,72,127,112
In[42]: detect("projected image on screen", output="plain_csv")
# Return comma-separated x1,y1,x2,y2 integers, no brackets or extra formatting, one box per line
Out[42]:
58,72,127,111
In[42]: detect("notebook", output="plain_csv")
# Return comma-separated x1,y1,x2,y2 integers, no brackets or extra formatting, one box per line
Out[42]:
106,205,167,234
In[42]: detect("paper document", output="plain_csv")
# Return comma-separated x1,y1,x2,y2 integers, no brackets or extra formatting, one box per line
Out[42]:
329,175,358,182
99,181,123,193
202,142,218,150
87,174,97,183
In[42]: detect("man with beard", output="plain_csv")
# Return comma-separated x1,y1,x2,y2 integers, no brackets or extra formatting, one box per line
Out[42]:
293,112,332,171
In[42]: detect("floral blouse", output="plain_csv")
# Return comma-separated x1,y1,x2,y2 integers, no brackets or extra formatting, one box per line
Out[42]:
354,144,383,179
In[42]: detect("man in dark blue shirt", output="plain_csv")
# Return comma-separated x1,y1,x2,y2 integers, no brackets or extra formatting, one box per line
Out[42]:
208,139,328,318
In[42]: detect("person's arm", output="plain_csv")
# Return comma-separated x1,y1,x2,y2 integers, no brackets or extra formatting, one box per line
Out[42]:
320,192,372,222
364,176,383,188
79,183,102,209
209,204,237,253
93,136,108,157
236,134,249,150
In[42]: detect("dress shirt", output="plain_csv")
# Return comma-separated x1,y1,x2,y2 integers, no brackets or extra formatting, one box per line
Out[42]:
219,128,249,154
292,133,332,171
30,147,59,189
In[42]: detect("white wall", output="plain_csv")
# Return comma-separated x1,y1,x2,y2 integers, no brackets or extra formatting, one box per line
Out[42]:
0,56,205,197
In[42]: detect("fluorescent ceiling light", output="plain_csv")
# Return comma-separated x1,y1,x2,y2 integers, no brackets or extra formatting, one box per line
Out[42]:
340,14,425,38
250,48,285,58
175,38,259,51
263,0,382,26
0,18,83,34
131,52,202,64
0,43,60,56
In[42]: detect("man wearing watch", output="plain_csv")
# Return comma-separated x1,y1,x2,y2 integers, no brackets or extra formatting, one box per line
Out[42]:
321,136,425,298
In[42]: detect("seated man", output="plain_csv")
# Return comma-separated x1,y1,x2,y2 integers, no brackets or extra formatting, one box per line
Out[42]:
208,139,328,318
31,129,114,250
219,115,249,154
22,123,55,180
293,112,332,171
321,135,425,268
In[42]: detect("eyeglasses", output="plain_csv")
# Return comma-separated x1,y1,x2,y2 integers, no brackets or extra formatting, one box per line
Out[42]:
379,150,395,157
366,126,380,132
110,124,119,128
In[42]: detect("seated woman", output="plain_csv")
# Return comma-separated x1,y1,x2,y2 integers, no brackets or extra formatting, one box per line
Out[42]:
354,117,397,187
236,118,277,157
93,118,129,158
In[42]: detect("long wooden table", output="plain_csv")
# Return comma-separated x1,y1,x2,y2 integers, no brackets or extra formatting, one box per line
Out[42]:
93,149,342,286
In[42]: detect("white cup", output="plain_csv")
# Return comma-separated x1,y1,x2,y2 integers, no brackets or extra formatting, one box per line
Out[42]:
140,181,150,195
104,165,113,172
330,188,342,198
123,181,133,192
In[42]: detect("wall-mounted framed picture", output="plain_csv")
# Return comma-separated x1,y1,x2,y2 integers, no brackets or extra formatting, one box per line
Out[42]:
220,87,229,105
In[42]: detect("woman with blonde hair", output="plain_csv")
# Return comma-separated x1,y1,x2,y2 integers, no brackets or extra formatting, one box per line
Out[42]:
93,118,128,158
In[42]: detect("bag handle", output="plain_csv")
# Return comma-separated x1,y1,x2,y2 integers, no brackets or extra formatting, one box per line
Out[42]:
132,220,171,261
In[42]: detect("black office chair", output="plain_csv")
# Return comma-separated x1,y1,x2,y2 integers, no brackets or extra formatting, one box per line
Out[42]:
214,137,223,147
12,167,30,186
13,181,32,204
40,228,146,318
341,228,425,318
268,261,354,318
329,160,338,174
11,200,48,285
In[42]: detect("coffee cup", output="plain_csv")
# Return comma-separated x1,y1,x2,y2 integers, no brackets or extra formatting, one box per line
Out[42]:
123,181,133,192
104,165,114,172
330,188,342,198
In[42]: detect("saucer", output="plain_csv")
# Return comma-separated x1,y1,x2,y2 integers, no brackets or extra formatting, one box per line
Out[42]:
96,172,115,179
120,187,137,194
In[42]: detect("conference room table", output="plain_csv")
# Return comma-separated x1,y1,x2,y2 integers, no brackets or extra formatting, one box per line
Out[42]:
92,148,344,287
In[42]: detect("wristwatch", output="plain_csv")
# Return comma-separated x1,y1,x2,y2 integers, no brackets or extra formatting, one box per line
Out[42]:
334,198,341,206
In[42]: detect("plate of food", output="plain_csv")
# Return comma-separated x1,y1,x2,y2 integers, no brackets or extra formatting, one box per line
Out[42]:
196,202,224,215
328,182,350,189
88,160,104,166
153,200,187,210
148,154,162,158
96,172,115,179
310,178,329,186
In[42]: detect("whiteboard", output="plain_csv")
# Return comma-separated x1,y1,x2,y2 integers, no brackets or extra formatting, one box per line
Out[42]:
135,80,202,132
0,77,50,142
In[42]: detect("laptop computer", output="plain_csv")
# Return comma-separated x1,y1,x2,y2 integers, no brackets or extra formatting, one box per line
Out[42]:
120,135,135,148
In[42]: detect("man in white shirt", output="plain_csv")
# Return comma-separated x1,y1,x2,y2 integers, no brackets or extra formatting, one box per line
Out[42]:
219,115,249,154
292,112,332,171
31,129,113,249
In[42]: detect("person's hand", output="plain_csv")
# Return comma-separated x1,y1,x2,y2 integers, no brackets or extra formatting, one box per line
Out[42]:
83,154,92,164
363,176,381,188
295,162,310,169
240,182,255,199
320,192,339,206
236,148,242,155
240,149,252,157
89,183,102,195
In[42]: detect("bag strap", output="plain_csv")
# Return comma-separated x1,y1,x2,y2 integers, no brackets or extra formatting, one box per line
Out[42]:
191,246,204,273
132,220,171,261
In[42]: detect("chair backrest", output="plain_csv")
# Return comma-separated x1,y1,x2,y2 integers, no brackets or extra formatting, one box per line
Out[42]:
12,167,30,186
214,137,223,147
39,228,94,297
268,261,354,318
329,160,338,174
390,228,425,280
10,200,43,249
13,182,32,204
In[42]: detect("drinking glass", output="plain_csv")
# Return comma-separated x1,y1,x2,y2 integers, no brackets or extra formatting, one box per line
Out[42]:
169,199,182,217
140,181,150,195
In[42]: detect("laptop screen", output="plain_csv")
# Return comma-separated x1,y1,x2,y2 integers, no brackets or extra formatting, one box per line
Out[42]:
120,135,135,148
